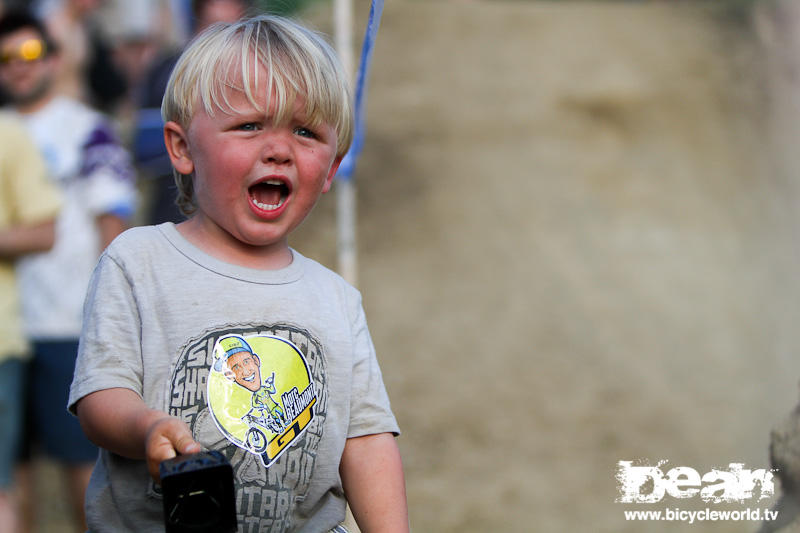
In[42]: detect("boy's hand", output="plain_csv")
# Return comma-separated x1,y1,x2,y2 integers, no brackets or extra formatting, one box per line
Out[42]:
145,416,202,483
74,389,204,484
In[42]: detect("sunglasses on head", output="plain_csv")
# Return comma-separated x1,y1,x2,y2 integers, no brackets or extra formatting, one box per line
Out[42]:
0,38,46,65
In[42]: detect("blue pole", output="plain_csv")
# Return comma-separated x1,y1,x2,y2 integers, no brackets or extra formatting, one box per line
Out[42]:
336,0,385,181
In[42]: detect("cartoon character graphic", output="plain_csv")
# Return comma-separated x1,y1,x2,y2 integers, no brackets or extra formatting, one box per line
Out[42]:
213,335,287,452
207,332,318,467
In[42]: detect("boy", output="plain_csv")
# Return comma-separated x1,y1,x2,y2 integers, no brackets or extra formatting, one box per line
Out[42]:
68,15,408,533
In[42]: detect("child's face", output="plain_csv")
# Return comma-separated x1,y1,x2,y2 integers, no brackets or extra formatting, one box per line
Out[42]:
165,65,342,263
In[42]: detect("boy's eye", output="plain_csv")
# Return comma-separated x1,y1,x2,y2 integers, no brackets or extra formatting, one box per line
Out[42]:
237,122,259,131
293,126,316,138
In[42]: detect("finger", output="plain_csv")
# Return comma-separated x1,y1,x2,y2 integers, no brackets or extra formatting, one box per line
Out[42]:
146,418,182,481
161,419,201,455
175,434,202,455
148,438,178,482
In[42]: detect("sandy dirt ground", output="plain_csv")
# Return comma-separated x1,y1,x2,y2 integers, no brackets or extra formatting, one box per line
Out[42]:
33,0,800,532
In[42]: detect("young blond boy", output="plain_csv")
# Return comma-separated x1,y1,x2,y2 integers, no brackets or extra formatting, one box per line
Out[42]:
68,15,408,533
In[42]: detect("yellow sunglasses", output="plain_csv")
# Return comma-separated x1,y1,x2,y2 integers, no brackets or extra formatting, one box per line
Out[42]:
0,38,46,65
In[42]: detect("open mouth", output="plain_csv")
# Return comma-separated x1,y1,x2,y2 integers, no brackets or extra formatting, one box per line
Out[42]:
249,179,289,211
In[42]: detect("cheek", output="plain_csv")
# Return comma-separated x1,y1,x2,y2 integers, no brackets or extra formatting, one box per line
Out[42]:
203,151,251,182
0,68,21,87
194,160,240,200
301,152,337,186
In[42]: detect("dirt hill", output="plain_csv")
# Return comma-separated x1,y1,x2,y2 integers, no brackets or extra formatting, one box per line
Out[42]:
35,1,800,531
296,1,800,531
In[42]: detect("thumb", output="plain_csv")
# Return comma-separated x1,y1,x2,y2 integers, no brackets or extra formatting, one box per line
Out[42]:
160,420,202,457
174,433,202,455
146,417,201,481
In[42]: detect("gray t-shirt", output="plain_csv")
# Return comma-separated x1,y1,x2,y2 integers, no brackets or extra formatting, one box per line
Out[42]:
69,223,399,532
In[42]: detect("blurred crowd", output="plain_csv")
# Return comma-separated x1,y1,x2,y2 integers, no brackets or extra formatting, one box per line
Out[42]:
0,1,311,531
0,0,263,224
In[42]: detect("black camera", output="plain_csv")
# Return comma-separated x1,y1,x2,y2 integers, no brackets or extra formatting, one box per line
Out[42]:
159,450,237,533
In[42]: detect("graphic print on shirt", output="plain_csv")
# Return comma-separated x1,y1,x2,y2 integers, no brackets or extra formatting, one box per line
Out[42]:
167,324,328,530
207,333,316,467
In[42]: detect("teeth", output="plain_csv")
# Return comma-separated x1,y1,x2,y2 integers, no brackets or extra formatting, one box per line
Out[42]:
254,199,285,210
252,180,288,211
252,179,288,211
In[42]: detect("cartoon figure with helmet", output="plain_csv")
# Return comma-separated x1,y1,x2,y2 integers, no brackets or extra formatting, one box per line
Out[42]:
213,335,287,453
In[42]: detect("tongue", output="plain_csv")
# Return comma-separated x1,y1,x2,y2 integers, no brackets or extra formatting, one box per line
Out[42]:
251,183,283,207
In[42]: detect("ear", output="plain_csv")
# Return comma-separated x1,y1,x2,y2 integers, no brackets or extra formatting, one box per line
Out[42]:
223,369,235,381
321,156,343,194
163,121,194,175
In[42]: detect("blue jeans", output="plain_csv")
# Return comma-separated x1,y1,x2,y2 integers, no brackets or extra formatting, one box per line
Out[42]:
20,340,97,464
0,358,25,488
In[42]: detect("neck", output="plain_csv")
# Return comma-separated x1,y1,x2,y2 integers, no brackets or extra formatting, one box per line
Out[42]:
176,217,294,270
15,91,55,115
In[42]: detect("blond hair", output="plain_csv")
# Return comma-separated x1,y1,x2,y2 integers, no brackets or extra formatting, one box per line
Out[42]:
162,15,353,215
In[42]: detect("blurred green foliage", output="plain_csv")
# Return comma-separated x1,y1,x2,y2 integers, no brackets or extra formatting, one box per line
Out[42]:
711,0,761,25
255,0,323,16
520,0,762,25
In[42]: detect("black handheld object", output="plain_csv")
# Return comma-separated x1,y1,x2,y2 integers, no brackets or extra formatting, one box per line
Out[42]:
159,450,237,533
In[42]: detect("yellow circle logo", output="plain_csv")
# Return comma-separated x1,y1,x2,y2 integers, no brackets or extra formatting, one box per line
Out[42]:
207,334,316,467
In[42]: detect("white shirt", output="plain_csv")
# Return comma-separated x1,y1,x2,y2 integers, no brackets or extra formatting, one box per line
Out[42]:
16,96,137,339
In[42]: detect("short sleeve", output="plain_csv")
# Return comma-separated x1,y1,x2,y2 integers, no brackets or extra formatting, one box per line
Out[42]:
0,118,61,225
68,252,144,414
81,123,138,219
346,292,400,438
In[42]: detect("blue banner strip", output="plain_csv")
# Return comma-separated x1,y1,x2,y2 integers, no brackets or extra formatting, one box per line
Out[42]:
336,0,384,180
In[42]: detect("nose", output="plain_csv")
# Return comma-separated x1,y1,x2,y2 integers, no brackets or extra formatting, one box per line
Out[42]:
261,130,292,165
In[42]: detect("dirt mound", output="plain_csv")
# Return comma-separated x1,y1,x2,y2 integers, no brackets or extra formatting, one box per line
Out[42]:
295,1,800,531
31,1,800,532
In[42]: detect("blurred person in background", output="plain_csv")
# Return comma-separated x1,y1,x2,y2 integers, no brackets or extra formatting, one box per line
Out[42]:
92,0,186,128
0,114,61,533
35,0,127,113
0,9,137,532
134,0,253,225
138,0,254,122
